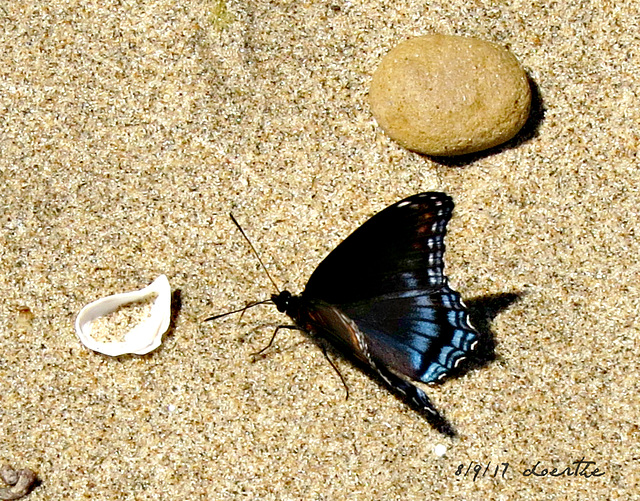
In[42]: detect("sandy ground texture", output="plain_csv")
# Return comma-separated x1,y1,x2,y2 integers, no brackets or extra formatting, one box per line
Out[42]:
1,0,639,499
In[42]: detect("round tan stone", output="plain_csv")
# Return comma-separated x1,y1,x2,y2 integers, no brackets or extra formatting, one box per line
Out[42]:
369,34,531,156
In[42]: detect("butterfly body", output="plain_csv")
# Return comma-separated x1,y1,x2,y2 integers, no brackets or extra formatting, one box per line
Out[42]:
272,291,371,366
267,192,480,432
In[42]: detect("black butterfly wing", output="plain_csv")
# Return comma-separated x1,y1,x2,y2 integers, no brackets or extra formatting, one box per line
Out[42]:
302,192,478,384
305,192,451,304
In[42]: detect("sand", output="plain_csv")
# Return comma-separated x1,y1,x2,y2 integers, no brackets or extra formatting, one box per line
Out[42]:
1,0,638,499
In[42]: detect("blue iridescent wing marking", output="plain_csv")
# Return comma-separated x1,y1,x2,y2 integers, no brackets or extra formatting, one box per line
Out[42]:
337,286,478,383
302,192,478,384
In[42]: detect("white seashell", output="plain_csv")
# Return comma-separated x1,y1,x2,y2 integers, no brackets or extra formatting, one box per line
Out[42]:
75,275,171,356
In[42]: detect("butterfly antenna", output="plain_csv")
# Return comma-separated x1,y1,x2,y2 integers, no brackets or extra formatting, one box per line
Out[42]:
204,299,273,322
229,213,281,293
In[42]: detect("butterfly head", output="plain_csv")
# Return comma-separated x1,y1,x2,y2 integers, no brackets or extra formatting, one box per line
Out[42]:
271,290,294,313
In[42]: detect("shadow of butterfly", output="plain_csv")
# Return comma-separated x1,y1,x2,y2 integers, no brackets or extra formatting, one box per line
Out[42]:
209,192,480,436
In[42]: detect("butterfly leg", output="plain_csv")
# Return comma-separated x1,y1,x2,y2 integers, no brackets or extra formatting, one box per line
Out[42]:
372,362,456,437
320,345,350,400
251,324,304,358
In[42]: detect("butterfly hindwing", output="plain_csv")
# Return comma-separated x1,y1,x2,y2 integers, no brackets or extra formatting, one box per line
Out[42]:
338,285,478,383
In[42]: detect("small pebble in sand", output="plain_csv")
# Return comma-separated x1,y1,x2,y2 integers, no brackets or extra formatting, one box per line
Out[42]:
15,306,34,330
0,465,37,500
369,34,531,156
434,444,447,457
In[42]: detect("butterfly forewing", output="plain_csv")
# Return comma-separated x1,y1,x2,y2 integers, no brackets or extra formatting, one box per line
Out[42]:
304,193,452,303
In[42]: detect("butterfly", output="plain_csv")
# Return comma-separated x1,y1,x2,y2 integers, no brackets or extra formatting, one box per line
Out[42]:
210,192,480,435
